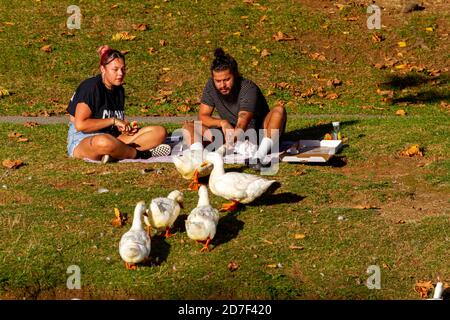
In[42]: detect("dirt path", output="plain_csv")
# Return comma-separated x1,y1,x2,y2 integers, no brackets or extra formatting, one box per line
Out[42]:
0,114,407,124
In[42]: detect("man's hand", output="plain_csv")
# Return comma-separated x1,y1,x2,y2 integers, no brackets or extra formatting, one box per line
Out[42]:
220,119,235,146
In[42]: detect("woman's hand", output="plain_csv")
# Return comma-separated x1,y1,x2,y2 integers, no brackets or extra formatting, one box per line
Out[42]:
114,118,136,135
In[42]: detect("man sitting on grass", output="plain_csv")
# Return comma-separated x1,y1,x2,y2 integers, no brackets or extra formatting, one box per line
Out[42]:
182,48,287,171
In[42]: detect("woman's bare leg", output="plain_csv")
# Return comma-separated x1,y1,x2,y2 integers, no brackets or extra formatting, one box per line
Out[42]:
73,134,137,160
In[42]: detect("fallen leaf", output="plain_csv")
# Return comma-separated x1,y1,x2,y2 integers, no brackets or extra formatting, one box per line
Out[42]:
376,89,394,97
17,138,29,143
132,23,148,31
260,49,270,58
396,220,406,224
227,261,239,271
262,239,273,245
327,79,342,87
371,32,384,43
289,245,304,250
111,32,136,41
400,144,423,157
111,207,127,227
398,41,407,48
8,132,22,138
147,47,156,55
259,15,268,23
301,88,315,98
343,17,357,21
24,121,39,128
159,39,168,46
240,16,248,19
326,92,339,100
425,27,433,32
232,31,242,37
0,88,10,97
395,109,407,116
272,31,295,41
440,101,450,112
273,82,291,89
41,44,52,53
414,280,433,298
120,50,129,55
395,64,409,70
266,264,278,268
177,105,191,113
2,159,24,169
382,263,391,270
309,52,326,61
353,205,380,210
359,105,386,110
374,63,387,69
293,169,306,176
294,233,306,239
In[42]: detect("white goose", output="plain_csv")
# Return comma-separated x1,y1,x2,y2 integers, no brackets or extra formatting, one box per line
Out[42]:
172,148,213,191
185,185,220,252
206,151,278,212
119,201,151,270
145,190,184,238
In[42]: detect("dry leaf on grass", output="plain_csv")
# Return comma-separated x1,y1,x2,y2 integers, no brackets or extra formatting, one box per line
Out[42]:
2,159,24,169
327,79,342,87
177,105,192,113
400,144,423,157
260,49,270,58
326,92,339,100
309,52,326,61
414,280,434,298
8,132,22,138
17,138,29,143
132,23,148,31
359,105,386,110
111,207,127,227
24,121,39,128
398,41,407,47
0,88,10,97
371,32,384,43
289,245,304,250
159,39,168,46
111,32,136,41
396,220,406,224
272,31,295,41
41,45,52,52
227,261,239,272
262,239,273,245
353,205,380,210
395,109,407,116
294,233,306,239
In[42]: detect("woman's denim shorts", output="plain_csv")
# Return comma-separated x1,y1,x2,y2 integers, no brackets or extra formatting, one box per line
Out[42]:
67,122,104,157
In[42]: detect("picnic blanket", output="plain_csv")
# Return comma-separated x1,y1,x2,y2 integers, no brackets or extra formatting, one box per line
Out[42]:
84,135,294,164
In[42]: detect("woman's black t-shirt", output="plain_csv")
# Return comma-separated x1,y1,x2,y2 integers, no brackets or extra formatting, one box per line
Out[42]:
67,74,125,135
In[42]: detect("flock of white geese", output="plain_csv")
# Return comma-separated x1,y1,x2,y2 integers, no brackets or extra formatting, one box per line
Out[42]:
119,148,279,269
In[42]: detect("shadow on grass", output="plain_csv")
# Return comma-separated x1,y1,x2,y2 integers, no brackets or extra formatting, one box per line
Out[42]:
380,73,450,105
252,192,305,206
149,236,171,266
283,120,359,142
213,212,245,248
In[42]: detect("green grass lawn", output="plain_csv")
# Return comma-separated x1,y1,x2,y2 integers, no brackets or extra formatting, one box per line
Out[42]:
0,0,449,300
0,114,448,299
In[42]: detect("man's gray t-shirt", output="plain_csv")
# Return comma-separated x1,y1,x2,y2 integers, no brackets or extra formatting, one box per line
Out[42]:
201,77,270,130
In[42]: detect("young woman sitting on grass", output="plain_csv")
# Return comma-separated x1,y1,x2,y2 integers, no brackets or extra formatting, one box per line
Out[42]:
66,45,171,163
